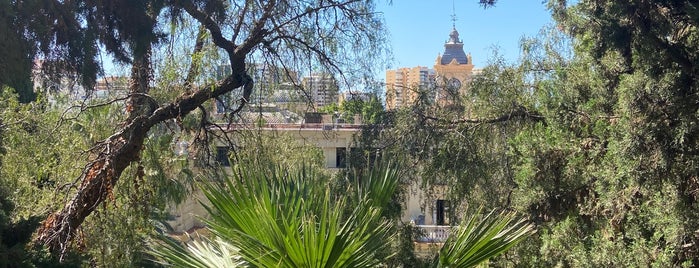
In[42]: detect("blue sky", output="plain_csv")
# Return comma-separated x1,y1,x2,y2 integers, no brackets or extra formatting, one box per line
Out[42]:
103,1,555,83
377,1,554,70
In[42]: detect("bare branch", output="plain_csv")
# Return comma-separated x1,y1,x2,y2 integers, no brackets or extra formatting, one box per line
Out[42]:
177,1,236,54
230,0,252,43
417,105,546,125
234,0,276,55
183,25,208,92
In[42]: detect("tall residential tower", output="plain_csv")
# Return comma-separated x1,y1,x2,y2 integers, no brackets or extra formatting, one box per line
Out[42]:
385,66,435,110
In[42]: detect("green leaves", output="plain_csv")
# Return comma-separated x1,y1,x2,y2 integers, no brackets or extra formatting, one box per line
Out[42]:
153,162,399,267
438,209,535,268
150,160,535,267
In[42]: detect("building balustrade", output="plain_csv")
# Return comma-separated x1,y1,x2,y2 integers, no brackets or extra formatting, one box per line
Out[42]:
414,225,451,243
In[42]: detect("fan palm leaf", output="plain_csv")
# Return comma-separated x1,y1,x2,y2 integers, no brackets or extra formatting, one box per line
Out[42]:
152,163,399,267
437,208,536,268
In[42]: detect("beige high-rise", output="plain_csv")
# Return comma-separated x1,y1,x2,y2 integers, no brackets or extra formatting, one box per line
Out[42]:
385,66,435,110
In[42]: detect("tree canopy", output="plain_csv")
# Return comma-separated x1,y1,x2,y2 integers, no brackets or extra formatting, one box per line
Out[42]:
367,0,699,266
2,0,699,266
0,0,389,260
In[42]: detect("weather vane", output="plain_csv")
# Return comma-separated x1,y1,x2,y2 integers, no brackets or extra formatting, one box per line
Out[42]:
451,0,457,28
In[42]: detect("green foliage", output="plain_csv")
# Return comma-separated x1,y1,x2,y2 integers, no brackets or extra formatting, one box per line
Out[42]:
501,1,699,265
317,93,385,124
0,88,86,266
152,162,400,267
0,87,195,266
2,0,391,264
360,96,385,124
438,209,535,268
362,2,699,266
0,8,35,103
231,132,327,172
385,224,431,268
151,158,534,267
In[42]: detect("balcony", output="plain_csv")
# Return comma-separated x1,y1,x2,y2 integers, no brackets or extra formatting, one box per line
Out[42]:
413,225,451,258
414,225,451,243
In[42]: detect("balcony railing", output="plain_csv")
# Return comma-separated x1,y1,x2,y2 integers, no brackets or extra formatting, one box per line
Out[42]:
415,225,451,243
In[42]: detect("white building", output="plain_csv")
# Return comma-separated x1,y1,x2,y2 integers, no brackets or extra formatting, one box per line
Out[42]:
167,117,362,232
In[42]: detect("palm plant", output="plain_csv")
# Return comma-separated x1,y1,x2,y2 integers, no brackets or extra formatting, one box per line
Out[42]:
150,162,535,267
151,235,247,267
436,209,536,267
151,163,398,267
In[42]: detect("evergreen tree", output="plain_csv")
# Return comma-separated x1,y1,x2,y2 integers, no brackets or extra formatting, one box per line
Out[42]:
370,0,699,266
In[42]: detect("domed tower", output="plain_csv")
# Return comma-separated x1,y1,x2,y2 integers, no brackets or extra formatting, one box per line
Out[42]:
434,26,474,105
439,28,469,65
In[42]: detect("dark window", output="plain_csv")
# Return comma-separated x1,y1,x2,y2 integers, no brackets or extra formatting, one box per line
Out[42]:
215,99,225,114
336,147,347,168
348,148,381,169
436,200,450,226
216,146,231,166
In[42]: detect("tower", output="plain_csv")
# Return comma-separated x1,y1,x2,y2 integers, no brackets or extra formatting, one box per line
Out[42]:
302,73,338,109
384,5,476,110
433,8,474,106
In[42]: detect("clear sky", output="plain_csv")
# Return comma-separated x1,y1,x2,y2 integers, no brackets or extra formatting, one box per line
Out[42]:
377,1,554,71
103,1,555,83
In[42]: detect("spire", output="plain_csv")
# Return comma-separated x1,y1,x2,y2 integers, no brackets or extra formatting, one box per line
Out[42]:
447,0,461,44
451,0,457,28
437,0,468,65
448,28,461,44
439,1,468,66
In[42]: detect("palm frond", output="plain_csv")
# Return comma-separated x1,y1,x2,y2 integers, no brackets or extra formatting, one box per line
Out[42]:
437,209,536,268
158,163,400,267
149,234,246,267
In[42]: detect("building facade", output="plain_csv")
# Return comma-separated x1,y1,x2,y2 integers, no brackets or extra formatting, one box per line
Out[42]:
302,73,338,109
167,118,361,232
433,27,475,106
385,66,436,110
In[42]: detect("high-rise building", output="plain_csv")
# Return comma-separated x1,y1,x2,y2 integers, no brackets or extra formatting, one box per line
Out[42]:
339,90,373,104
385,25,476,110
385,66,435,110
302,73,338,109
214,63,300,114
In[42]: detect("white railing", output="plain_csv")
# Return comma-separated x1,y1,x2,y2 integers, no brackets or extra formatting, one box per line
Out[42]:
415,225,451,243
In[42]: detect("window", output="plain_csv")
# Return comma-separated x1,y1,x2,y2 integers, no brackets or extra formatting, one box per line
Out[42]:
215,99,226,114
436,200,450,226
336,147,347,168
347,148,381,169
216,146,231,166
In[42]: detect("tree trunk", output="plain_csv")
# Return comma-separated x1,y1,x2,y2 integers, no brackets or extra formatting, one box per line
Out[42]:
34,52,252,259
34,117,148,259
33,0,264,259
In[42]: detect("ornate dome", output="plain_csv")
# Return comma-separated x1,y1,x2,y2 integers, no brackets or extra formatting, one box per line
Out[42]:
440,27,468,65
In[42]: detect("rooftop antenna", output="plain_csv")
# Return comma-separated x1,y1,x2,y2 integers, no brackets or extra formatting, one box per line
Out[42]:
451,0,457,28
